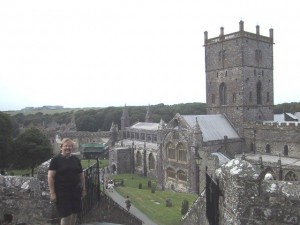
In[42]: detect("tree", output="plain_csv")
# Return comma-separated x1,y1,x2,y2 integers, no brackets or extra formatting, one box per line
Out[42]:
12,127,53,176
0,112,13,170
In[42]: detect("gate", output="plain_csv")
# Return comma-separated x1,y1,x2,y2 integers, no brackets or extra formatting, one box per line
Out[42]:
206,172,219,225
77,158,101,224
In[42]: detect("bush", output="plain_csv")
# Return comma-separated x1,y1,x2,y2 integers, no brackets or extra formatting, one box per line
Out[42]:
151,186,156,193
139,183,143,189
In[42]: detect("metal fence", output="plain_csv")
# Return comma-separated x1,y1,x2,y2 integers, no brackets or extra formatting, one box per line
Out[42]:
77,158,101,224
206,172,219,225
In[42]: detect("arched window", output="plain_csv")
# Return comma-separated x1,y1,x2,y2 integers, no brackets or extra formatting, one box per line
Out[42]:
147,134,152,142
148,153,155,170
285,171,297,181
166,167,176,179
167,142,176,160
219,83,227,105
259,167,276,180
178,170,187,181
136,151,142,167
257,81,262,104
265,144,271,153
177,143,187,162
283,145,288,156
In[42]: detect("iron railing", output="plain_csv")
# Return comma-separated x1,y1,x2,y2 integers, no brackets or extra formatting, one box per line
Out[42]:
206,172,219,225
77,158,100,224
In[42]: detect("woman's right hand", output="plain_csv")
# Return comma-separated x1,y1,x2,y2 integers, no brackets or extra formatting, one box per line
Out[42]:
50,192,57,203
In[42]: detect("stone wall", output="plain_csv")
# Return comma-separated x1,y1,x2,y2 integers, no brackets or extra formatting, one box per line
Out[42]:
84,192,143,225
244,123,300,157
181,196,209,225
0,159,142,225
217,159,300,225
0,166,53,224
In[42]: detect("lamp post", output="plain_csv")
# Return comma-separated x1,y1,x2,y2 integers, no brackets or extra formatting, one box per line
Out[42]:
195,151,202,196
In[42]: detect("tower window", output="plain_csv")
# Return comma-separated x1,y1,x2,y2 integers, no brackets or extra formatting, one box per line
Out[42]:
219,50,226,62
249,91,253,103
255,49,262,62
283,145,289,156
219,83,227,105
257,81,262,104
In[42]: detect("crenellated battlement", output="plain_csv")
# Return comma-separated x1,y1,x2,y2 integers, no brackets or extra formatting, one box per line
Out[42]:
204,20,273,45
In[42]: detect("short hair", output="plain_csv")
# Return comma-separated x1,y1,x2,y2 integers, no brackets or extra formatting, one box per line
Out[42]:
60,138,75,148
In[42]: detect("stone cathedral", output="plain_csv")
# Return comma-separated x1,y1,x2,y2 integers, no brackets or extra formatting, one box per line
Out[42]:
109,21,300,224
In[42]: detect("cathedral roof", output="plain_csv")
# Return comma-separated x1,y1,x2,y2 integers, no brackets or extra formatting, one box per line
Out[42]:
129,122,159,131
181,114,240,141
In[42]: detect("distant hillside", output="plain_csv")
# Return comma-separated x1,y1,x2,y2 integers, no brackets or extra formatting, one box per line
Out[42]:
3,102,300,135
5,103,206,134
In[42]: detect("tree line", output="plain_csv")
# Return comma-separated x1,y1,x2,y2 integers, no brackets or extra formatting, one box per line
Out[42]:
0,112,52,174
10,103,207,133
0,103,205,172
1,102,299,173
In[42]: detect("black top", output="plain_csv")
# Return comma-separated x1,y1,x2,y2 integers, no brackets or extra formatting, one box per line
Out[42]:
48,154,83,192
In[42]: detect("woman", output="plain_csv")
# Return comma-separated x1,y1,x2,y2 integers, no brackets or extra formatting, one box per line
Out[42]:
48,138,86,225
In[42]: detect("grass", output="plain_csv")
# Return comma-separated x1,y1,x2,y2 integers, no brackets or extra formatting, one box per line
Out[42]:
6,159,109,176
6,168,32,176
109,174,197,225
81,159,108,169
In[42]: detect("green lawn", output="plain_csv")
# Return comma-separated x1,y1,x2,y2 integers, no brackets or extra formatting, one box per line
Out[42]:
110,174,197,225
6,159,108,176
5,168,31,176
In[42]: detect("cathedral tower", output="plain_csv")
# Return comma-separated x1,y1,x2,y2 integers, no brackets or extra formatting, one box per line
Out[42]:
145,105,154,122
121,104,130,130
204,20,274,133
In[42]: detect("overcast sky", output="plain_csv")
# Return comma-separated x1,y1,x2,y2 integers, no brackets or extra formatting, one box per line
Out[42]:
0,0,299,111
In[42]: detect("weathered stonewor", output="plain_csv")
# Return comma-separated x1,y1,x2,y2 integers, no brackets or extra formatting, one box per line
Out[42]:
217,159,300,225
0,160,54,225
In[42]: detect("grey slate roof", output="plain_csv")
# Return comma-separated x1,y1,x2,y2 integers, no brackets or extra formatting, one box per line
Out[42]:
182,114,240,142
129,122,159,131
294,112,300,120
211,152,231,165
274,114,285,122
274,113,298,122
